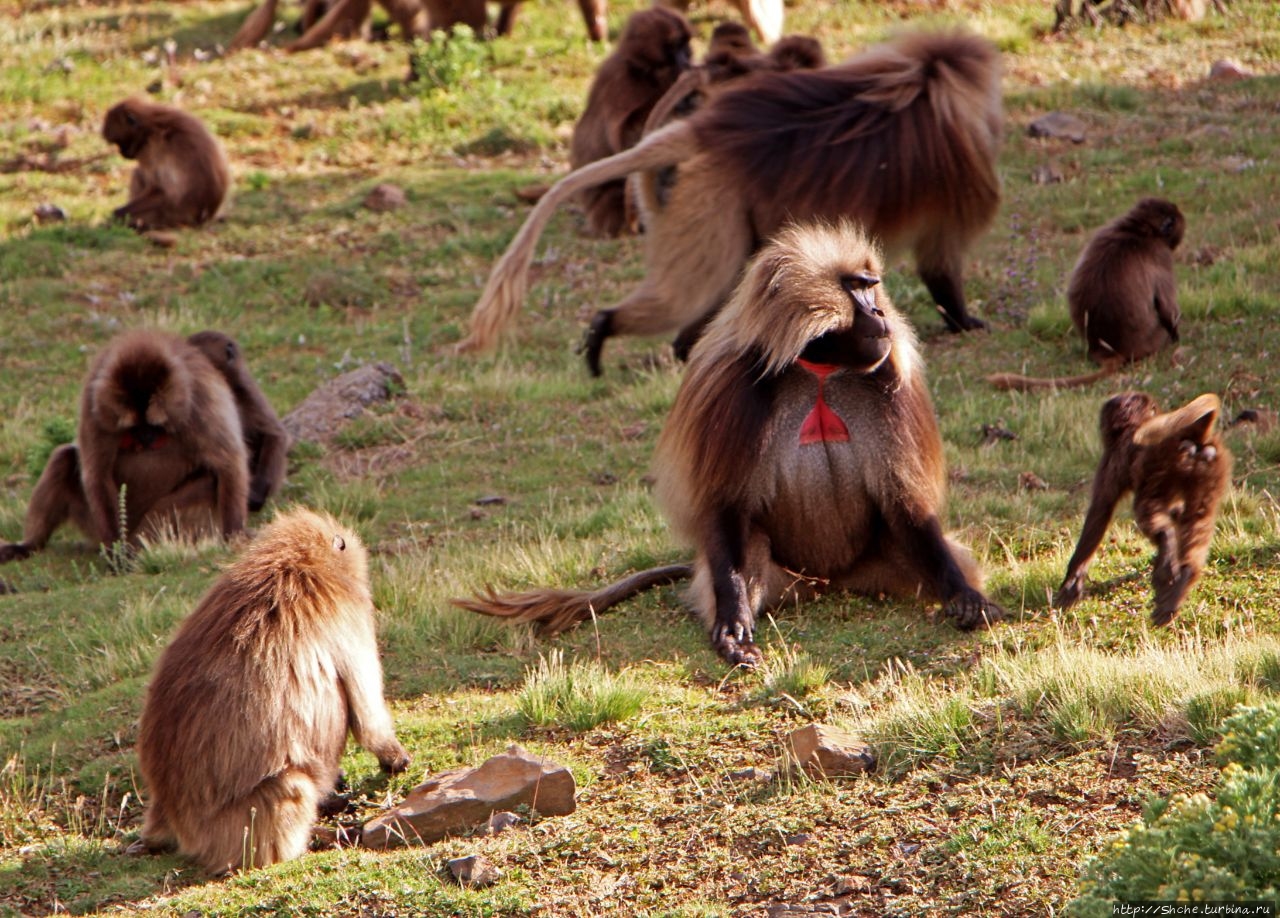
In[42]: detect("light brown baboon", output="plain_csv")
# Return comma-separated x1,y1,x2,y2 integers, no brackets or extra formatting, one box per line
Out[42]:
136,508,410,874
187,331,291,513
1054,392,1231,624
455,223,1004,666
656,0,783,43
457,30,1002,374
0,330,248,563
988,198,1185,391
569,7,692,237
102,99,230,232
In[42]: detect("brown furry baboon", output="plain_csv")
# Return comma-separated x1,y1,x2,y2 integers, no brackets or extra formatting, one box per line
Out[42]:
569,7,692,237
1054,392,1231,624
657,0,783,43
136,508,410,874
0,330,248,564
988,198,1185,391
187,331,290,513
456,223,1004,666
102,99,230,232
457,30,1002,374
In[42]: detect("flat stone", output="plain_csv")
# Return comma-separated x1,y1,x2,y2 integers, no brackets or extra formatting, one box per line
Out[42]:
784,724,876,779
362,744,576,849
282,362,404,444
1027,112,1086,143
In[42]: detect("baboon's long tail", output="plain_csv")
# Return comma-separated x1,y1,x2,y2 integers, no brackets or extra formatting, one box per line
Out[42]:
451,563,693,635
455,122,700,353
986,362,1121,392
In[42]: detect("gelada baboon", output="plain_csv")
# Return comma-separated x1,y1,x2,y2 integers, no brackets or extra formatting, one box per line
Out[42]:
136,508,410,874
569,7,692,237
988,198,1185,391
0,330,248,563
1054,392,1231,624
457,30,1002,374
102,99,230,232
187,331,290,513
456,223,1004,666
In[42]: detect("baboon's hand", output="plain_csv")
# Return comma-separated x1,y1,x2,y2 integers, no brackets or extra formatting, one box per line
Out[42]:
378,743,412,775
944,587,1005,630
711,620,763,668
1053,574,1084,610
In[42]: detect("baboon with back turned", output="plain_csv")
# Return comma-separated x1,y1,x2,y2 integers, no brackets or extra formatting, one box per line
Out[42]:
456,30,1003,374
136,508,411,874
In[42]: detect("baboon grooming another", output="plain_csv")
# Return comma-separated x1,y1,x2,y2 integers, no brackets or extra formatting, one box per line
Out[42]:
0,330,248,563
136,508,411,874
988,198,1185,391
187,331,290,512
456,223,1005,666
102,99,230,232
1054,392,1231,624
457,30,1002,374
569,7,692,237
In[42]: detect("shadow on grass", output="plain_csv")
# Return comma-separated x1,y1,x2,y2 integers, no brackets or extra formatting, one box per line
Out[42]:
0,843,204,916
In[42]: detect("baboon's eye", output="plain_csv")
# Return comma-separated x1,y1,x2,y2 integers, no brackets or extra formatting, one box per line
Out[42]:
333,535,346,551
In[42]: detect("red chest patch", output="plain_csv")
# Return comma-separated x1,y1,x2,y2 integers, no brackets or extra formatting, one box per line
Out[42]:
119,430,170,452
797,359,849,445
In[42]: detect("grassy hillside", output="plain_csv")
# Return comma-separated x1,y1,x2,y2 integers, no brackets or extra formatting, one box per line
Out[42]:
1,0,1279,914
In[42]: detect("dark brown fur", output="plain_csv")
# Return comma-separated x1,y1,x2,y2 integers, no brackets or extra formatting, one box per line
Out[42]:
569,7,692,237
187,331,291,513
456,224,1003,666
102,99,230,232
988,198,1184,391
0,330,249,563
137,508,410,874
1054,392,1230,624
459,31,1002,373
1070,197,1184,363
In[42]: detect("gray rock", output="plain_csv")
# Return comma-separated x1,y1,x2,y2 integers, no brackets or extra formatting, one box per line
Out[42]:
446,854,503,887
363,182,407,212
1209,59,1251,82
1027,112,1086,143
282,363,404,444
362,744,576,849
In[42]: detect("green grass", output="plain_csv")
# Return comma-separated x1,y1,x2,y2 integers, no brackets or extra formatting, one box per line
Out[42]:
1,0,1280,914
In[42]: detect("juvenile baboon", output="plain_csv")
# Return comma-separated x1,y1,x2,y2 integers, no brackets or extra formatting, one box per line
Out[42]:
187,331,290,512
456,223,1004,666
0,330,248,563
988,198,1185,391
457,30,1002,374
569,7,693,236
102,99,230,232
1054,392,1231,624
136,508,410,874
